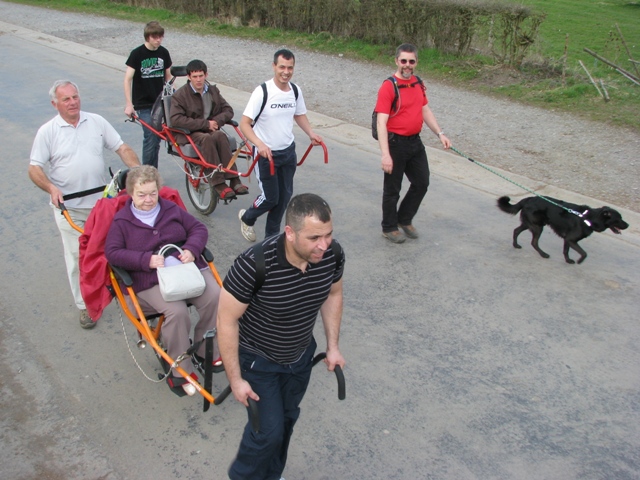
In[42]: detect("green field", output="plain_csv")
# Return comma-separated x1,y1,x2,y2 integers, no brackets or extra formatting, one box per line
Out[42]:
492,0,640,129
8,0,640,130
519,0,640,62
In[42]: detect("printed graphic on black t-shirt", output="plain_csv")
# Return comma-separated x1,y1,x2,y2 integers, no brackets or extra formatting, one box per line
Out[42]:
140,57,166,79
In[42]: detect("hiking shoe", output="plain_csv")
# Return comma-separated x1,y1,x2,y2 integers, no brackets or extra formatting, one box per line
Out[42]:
79,309,96,329
239,209,256,242
382,230,406,244
398,224,419,239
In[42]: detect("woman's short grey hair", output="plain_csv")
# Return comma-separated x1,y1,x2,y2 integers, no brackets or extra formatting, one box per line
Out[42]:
49,80,80,103
125,165,162,193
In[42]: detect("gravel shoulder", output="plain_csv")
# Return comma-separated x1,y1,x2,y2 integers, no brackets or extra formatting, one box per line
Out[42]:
1,1,639,213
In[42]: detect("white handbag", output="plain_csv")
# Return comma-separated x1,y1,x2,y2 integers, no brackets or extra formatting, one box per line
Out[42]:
156,244,206,302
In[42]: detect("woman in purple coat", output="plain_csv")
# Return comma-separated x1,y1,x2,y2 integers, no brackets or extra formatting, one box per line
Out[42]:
105,166,220,396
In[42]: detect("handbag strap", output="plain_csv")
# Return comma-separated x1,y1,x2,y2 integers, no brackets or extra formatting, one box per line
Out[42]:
158,243,184,257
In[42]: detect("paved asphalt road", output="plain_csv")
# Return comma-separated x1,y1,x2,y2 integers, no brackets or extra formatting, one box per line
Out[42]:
1,22,639,480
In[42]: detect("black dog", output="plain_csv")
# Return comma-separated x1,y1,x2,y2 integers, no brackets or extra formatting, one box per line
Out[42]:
497,196,629,264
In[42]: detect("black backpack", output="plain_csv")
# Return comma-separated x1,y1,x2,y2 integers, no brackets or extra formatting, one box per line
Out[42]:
253,82,299,126
252,238,343,295
372,76,424,140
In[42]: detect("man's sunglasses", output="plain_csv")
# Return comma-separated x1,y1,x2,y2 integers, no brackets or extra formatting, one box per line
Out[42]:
399,59,416,65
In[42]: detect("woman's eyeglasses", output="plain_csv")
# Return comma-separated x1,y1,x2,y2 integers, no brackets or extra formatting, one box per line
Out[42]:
399,59,416,65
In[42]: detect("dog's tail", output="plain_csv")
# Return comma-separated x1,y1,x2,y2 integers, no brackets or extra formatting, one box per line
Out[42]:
497,196,523,215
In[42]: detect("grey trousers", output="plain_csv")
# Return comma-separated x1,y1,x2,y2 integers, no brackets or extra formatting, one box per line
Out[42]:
135,269,220,376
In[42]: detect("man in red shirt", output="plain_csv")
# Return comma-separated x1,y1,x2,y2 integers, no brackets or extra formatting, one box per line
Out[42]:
374,43,451,243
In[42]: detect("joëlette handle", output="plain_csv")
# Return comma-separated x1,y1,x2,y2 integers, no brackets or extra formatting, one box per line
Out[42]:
313,352,346,400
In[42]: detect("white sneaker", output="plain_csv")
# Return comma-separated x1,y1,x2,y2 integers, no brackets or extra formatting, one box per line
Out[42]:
183,383,197,396
239,209,256,242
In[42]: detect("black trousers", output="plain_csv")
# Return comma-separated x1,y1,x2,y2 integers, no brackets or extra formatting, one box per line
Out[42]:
382,134,430,232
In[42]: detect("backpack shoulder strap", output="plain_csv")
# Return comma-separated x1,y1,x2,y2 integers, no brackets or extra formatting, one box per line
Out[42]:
331,240,344,273
252,238,343,296
387,76,401,115
254,82,299,125
414,75,426,99
252,240,266,296
253,82,269,125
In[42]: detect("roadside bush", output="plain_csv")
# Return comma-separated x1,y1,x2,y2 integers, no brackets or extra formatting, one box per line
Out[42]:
110,0,545,66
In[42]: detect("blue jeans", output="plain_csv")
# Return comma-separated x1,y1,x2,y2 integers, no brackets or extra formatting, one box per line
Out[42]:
382,134,430,232
241,142,297,238
137,108,161,168
228,337,316,480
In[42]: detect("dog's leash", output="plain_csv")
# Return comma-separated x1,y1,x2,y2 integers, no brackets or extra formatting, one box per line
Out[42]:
450,146,592,226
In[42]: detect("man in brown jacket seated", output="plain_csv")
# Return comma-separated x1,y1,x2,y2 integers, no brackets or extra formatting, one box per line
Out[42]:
170,59,248,200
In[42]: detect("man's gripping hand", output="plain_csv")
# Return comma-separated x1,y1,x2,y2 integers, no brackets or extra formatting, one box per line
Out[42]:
231,378,260,407
324,347,345,372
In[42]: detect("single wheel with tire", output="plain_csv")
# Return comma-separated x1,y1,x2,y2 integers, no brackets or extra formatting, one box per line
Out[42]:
185,165,218,215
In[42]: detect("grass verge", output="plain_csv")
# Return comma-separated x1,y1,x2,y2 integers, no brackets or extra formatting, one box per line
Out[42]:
8,0,640,131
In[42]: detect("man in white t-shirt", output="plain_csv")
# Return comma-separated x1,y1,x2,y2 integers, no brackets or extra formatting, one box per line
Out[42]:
238,49,322,242
29,80,140,329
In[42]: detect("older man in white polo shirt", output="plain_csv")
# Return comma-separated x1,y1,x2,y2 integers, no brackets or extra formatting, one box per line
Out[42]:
29,80,139,329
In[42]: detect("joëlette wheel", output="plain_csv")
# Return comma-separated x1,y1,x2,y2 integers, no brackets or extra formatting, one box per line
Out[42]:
185,165,218,215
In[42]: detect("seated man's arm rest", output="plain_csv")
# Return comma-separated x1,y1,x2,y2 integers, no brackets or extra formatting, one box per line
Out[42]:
209,85,234,128
168,125,192,135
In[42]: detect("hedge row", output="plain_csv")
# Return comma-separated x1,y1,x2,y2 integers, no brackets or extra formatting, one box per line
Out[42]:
112,0,545,65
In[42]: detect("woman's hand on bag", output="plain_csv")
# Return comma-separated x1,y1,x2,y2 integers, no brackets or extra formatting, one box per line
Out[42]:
149,254,165,269
179,249,195,263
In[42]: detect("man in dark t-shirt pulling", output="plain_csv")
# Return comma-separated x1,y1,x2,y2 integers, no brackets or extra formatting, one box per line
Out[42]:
218,193,346,480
